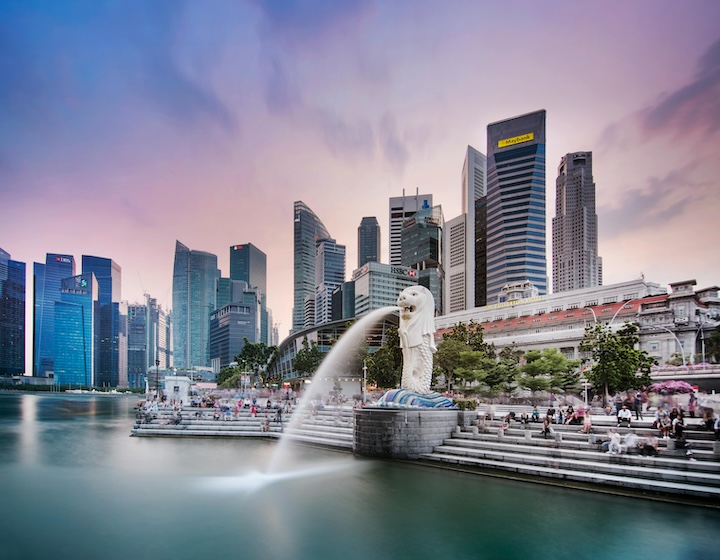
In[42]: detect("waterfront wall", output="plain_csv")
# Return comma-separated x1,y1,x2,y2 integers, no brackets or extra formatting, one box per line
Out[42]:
353,408,458,459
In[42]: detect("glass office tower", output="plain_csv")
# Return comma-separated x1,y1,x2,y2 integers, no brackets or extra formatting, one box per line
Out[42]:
172,241,218,369
293,201,331,333
33,253,75,376
401,204,444,315
315,238,346,326
54,273,98,387
0,248,26,375
357,217,381,268
82,256,126,387
486,110,547,303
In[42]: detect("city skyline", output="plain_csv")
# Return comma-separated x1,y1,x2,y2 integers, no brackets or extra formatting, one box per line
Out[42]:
2,1,720,365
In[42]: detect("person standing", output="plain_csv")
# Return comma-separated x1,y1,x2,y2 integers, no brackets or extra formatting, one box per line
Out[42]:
634,392,644,420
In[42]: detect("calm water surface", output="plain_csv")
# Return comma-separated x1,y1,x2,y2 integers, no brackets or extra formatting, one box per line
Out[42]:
0,393,717,560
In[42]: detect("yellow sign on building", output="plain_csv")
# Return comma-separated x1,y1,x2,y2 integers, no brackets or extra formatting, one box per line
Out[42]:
498,132,534,148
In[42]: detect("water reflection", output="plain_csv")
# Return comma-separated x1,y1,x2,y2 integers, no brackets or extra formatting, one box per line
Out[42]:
0,393,718,560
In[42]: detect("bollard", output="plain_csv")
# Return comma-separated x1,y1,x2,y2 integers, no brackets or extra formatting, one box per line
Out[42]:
666,438,676,451
472,426,479,436
524,430,532,441
589,434,597,445
554,432,562,443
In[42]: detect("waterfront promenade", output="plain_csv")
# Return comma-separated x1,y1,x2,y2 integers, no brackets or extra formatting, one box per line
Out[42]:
132,401,720,505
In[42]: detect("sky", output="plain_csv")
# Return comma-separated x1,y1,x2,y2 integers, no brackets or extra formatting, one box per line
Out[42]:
2,0,720,360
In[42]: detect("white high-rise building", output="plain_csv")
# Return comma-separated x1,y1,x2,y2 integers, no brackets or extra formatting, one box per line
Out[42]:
444,213,467,314
461,145,486,309
389,191,433,266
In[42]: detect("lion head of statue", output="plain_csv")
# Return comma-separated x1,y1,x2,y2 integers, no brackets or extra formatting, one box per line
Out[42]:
397,285,436,349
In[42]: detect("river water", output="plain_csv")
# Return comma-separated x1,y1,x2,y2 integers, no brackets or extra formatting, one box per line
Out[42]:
0,392,717,560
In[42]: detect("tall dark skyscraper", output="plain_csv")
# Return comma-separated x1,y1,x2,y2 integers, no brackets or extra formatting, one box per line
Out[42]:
0,247,26,375
33,253,75,376
401,204,444,315
230,243,267,296
293,201,331,333
389,192,432,266
82,256,126,387
357,217,380,268
172,241,218,369
553,152,602,292
486,110,547,302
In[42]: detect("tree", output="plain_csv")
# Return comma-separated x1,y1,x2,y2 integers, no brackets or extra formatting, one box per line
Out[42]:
705,329,720,363
579,322,656,402
518,348,581,399
434,338,470,391
442,320,494,357
235,339,278,386
216,365,241,388
293,336,324,378
366,326,402,388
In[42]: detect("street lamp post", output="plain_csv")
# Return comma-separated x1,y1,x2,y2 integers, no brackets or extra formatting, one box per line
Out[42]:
656,326,686,366
362,360,367,404
610,298,641,326
155,359,161,400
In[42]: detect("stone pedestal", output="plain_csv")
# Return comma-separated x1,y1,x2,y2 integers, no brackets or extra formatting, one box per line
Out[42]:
353,408,458,459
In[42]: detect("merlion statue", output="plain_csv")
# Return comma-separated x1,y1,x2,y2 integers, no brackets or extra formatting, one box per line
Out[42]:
375,285,455,408
397,285,436,393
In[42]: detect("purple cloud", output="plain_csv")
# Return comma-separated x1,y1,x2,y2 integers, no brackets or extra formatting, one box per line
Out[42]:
599,160,711,238
640,36,720,138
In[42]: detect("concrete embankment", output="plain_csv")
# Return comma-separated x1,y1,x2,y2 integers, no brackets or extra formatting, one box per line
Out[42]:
131,404,720,506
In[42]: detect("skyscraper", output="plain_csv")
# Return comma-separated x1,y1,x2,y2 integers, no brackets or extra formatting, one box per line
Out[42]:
315,238,346,326
462,146,487,309
172,241,218,369
444,214,467,314
0,248,26,375
474,196,489,307
230,243,267,297
389,191,433,266
82,256,126,387
209,282,262,370
553,152,602,292
33,253,75,376
486,110,547,303
54,273,98,387
127,294,170,389
401,204,444,315
357,217,381,268
293,201,331,333
230,243,272,345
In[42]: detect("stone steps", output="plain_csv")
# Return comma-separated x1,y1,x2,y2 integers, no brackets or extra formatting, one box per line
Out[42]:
420,424,720,499
419,452,720,499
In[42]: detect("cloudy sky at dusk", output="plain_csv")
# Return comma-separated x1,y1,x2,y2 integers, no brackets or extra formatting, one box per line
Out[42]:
2,0,720,355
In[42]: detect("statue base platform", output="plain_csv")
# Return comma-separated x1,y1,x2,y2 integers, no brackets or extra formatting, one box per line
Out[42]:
373,389,456,409
353,407,458,459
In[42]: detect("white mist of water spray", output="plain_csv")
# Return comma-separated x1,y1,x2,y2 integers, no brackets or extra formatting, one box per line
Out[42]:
265,306,399,474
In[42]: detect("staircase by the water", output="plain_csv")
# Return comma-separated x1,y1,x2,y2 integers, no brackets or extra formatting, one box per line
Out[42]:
419,414,720,501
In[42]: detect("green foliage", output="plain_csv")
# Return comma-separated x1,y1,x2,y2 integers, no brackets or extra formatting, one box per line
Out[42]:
518,348,581,396
366,326,402,388
705,329,720,363
293,336,324,377
453,398,478,411
442,320,495,357
216,366,240,387
235,339,278,385
579,322,656,400
435,321,497,391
